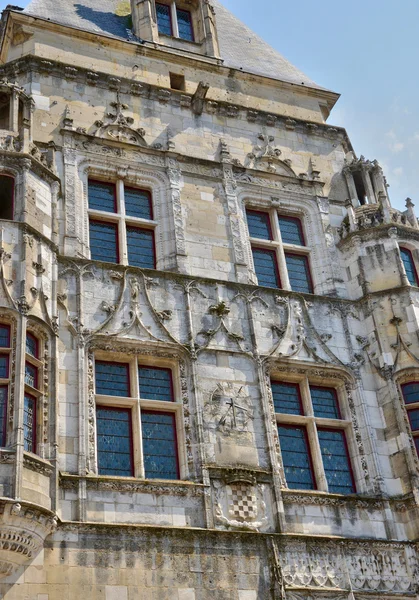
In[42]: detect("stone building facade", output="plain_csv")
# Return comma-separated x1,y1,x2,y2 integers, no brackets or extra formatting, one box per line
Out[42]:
0,0,418,598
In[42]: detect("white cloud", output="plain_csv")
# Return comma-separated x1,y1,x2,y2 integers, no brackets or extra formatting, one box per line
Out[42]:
390,142,404,153
393,167,404,177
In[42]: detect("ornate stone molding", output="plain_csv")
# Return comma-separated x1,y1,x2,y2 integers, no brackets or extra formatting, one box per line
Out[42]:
0,500,57,579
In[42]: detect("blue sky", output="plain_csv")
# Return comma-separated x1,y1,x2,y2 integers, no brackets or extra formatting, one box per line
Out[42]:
2,0,416,211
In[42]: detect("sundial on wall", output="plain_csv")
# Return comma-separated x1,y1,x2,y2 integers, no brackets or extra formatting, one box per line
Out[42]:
207,382,254,434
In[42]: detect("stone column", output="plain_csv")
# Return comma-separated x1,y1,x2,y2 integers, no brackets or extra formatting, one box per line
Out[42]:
165,157,188,273
222,164,249,284
130,0,159,41
343,169,359,207
201,0,221,57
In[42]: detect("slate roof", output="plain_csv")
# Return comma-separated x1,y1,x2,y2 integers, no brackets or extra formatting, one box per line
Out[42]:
23,0,324,90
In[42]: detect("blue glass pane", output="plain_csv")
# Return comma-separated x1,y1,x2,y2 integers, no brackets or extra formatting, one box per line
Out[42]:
272,382,302,415
278,216,305,245
0,325,10,348
127,227,155,269
252,248,280,288
246,211,272,240
26,333,38,358
318,429,354,494
141,411,178,480
177,8,193,40
415,437,419,456
139,367,173,401
278,426,315,490
402,383,419,405
95,361,130,397
401,248,418,286
0,355,8,379
285,254,313,293
24,394,35,453
97,407,133,477
25,362,38,389
311,386,340,419
408,409,419,432
0,386,7,446
88,181,116,213
156,3,172,35
125,188,153,220
89,221,118,263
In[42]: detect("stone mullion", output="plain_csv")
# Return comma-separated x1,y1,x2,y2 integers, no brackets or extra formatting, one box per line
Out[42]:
222,165,249,284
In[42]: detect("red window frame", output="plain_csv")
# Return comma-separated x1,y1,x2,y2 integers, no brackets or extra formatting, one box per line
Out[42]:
400,247,419,286
401,382,419,454
95,360,131,397
138,365,175,402
0,175,15,221
278,423,317,490
141,409,180,479
96,405,135,477
284,251,314,293
278,215,306,246
251,245,282,288
26,332,39,359
246,209,274,241
310,385,342,420
89,219,120,264
0,385,8,447
176,6,195,42
156,2,174,36
88,179,117,213
24,393,37,454
271,380,304,416
25,361,38,390
124,186,154,220
317,426,356,493
0,354,10,379
0,324,10,348
126,225,156,270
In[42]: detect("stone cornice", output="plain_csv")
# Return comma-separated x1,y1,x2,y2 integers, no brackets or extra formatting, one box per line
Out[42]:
0,52,349,149
3,9,340,107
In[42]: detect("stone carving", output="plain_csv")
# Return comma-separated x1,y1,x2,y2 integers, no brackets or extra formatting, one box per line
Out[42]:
234,170,323,196
205,382,254,435
280,541,346,589
213,478,268,531
245,133,294,176
0,500,57,579
94,91,147,146
197,300,248,354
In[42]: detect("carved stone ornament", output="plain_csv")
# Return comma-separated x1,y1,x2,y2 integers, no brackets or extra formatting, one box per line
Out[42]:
205,382,254,436
93,91,147,146
0,500,57,579
245,133,296,176
213,479,268,531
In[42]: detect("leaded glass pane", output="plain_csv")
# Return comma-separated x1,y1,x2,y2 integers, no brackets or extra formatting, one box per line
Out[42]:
177,8,193,40
156,3,172,35
278,216,305,245
285,253,313,293
400,248,418,286
139,367,173,401
246,210,272,240
0,386,7,446
95,361,130,397
271,382,302,415
318,429,354,494
88,181,116,213
402,382,419,405
25,362,38,389
311,386,340,419
89,221,118,263
24,394,36,453
125,188,153,220
0,355,8,378
278,425,315,490
141,411,178,479
127,227,155,269
0,325,10,348
97,407,133,477
26,333,38,358
252,248,280,288
408,408,419,432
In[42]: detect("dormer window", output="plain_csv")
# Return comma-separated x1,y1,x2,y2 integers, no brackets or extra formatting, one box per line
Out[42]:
156,2,194,41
